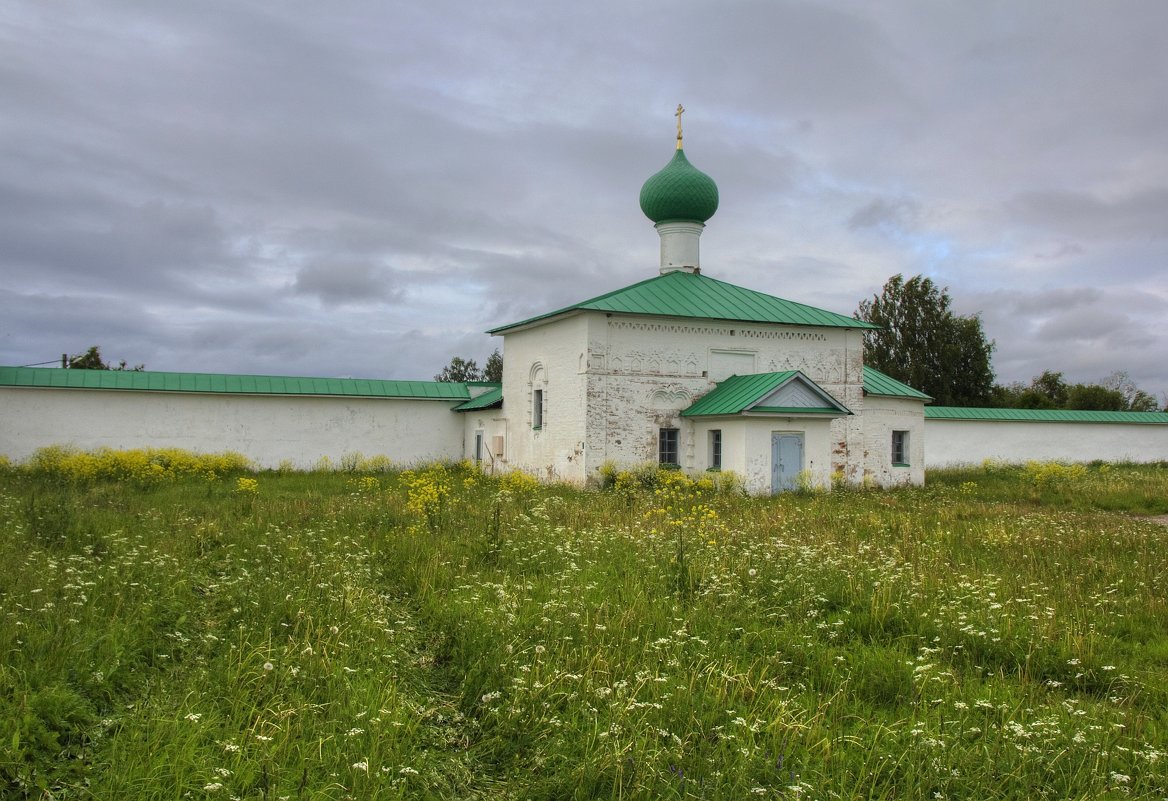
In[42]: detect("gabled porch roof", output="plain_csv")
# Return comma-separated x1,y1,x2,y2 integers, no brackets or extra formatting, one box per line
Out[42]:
681,371,852,418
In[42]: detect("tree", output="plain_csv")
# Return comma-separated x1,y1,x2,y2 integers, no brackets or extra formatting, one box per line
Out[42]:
1066,383,1127,411
1100,371,1159,412
990,370,1158,411
483,349,503,383
66,345,143,371
434,350,504,383
992,370,1069,409
855,274,995,406
434,356,482,383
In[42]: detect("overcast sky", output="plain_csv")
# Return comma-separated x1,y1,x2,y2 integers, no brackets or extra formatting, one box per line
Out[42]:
2,1,1165,401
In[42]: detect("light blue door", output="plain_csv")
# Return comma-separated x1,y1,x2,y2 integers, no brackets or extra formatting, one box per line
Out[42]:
771,433,804,493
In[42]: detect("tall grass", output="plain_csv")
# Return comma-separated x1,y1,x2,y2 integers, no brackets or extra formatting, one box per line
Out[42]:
1,452,1166,799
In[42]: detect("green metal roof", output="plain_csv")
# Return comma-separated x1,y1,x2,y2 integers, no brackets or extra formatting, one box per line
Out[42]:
0,366,472,401
925,406,1168,424
682,371,851,418
453,385,503,412
862,366,932,400
639,148,719,224
489,270,877,334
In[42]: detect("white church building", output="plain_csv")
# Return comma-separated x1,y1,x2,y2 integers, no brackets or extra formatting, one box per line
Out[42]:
3,128,1166,488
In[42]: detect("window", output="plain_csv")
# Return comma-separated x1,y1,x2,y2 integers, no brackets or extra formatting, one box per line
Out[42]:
474,431,484,463
709,429,722,470
891,430,909,465
532,389,544,429
659,428,680,466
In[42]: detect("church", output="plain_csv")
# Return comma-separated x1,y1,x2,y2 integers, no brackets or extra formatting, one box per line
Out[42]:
4,116,1165,485
464,114,928,493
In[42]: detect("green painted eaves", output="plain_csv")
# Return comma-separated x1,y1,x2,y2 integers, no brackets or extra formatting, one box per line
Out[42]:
925,406,1168,424
863,366,932,400
489,271,877,334
748,406,844,415
0,366,472,401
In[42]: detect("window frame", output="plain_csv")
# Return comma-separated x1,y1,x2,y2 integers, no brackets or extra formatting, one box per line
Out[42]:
891,429,909,466
709,429,722,470
532,388,544,430
659,427,680,467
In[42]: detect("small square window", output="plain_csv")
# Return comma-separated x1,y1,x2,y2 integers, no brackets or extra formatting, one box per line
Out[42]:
891,430,909,465
709,429,722,470
659,428,680,466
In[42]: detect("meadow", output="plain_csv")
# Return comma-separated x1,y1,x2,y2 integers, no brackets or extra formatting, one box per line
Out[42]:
1,448,1166,800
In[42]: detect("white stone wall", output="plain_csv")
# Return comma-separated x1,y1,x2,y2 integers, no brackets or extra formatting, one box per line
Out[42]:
574,313,869,485
496,315,590,483
924,419,1168,467
861,396,927,487
0,387,465,469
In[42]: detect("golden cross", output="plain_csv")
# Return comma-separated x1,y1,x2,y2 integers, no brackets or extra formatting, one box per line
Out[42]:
675,104,685,149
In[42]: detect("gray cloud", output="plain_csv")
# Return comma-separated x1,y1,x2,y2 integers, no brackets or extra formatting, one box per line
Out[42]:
1,0,1166,401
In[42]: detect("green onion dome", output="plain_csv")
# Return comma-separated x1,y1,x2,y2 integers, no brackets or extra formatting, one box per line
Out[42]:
638,148,719,224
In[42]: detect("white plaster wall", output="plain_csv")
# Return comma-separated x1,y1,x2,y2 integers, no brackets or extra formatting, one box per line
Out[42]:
496,315,590,483
739,418,835,494
461,411,509,474
687,417,833,493
924,419,1168,468
0,387,464,469
862,397,927,487
688,420,725,473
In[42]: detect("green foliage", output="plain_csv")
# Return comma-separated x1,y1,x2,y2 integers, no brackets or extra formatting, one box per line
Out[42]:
483,349,503,383
66,345,144,371
992,370,1159,412
1,457,1167,799
19,446,253,484
856,273,996,406
939,459,1168,514
434,355,481,382
435,350,503,383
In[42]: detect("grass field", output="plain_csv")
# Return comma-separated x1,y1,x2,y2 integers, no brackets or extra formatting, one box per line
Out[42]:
1,450,1166,799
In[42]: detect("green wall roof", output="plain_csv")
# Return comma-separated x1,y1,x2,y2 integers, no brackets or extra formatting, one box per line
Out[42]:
862,366,932,400
453,385,503,411
490,271,876,334
0,366,472,401
925,406,1168,424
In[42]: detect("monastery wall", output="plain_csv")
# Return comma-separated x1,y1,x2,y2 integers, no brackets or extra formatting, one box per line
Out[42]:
924,419,1168,467
0,387,465,469
861,396,927,487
